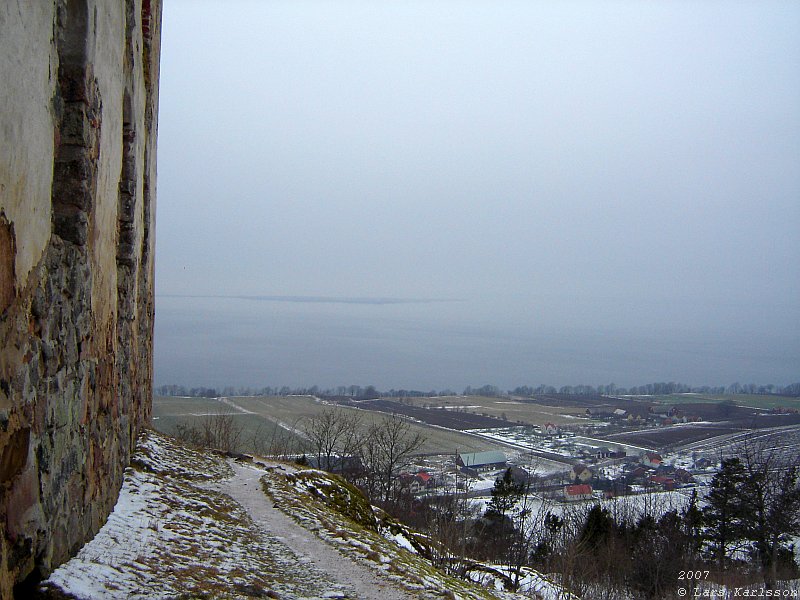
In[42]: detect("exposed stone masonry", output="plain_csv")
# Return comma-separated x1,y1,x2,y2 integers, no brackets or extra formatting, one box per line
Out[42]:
0,1,161,596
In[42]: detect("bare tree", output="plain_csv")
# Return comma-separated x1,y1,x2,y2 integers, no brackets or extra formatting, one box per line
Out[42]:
174,410,243,453
736,435,800,589
360,415,425,505
423,471,481,578
250,418,305,459
302,408,361,472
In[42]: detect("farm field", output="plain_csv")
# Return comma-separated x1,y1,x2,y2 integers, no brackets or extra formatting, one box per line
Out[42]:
153,393,800,471
604,414,800,449
680,424,800,465
627,393,800,411
233,395,502,454
358,399,512,430
152,395,501,455
604,423,745,449
389,395,595,426
152,396,307,453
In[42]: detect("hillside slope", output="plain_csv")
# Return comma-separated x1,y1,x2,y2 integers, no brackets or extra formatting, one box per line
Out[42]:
38,431,563,599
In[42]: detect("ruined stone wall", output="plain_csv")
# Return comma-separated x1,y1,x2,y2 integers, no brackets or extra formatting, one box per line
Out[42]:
0,1,161,594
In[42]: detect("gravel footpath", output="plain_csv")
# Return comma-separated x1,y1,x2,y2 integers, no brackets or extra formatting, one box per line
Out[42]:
208,461,420,600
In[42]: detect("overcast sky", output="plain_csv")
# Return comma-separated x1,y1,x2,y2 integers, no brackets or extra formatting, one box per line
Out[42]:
156,1,799,356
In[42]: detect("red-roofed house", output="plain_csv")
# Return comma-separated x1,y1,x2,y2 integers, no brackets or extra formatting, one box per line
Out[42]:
641,452,663,468
564,484,593,501
649,475,676,491
399,470,436,494
415,471,434,489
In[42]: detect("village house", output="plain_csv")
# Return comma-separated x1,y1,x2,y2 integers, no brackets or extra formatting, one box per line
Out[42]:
649,475,676,491
398,470,436,494
398,472,418,492
641,452,663,468
626,466,649,483
603,479,630,498
694,457,714,469
507,466,535,487
415,470,435,490
571,464,593,483
457,451,507,473
594,447,612,459
543,422,558,435
564,484,593,501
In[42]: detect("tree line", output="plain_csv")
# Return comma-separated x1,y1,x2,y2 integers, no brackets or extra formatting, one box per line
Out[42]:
156,380,800,399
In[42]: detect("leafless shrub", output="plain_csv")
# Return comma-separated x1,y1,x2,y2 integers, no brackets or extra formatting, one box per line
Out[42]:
174,411,243,453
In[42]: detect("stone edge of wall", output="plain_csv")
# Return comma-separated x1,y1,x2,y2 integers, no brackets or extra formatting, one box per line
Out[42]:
0,1,161,595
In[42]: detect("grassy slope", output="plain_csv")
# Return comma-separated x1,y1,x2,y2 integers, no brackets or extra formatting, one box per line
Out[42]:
41,430,533,600
262,466,527,600
41,431,337,599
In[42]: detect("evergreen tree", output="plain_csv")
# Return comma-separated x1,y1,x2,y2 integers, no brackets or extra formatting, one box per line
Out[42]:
487,467,525,520
682,489,705,557
475,468,526,563
703,458,748,569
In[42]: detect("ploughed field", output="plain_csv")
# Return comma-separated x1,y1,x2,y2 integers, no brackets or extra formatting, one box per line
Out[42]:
518,394,657,413
605,414,800,449
682,424,800,464
153,393,800,462
356,399,512,430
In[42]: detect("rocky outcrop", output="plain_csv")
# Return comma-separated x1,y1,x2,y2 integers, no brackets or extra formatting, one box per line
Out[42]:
0,1,161,595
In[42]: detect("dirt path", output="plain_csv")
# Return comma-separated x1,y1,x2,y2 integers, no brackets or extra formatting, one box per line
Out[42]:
209,461,418,600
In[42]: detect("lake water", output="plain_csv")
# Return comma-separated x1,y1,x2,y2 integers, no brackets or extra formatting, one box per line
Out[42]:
153,295,798,391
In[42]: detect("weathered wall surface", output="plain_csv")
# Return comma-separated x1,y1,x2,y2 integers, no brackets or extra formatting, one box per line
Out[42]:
0,0,161,595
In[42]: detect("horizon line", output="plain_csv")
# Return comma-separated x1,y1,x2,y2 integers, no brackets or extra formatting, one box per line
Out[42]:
156,294,465,306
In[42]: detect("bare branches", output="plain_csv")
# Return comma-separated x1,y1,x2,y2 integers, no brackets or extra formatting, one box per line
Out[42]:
361,415,426,504
173,411,243,453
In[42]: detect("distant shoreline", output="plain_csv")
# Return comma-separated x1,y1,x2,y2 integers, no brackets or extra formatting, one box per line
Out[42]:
156,294,464,306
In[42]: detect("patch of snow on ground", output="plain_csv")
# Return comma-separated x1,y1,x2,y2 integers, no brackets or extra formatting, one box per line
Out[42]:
384,531,418,554
43,432,346,599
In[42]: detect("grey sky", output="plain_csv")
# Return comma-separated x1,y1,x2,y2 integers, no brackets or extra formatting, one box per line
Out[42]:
155,1,799,385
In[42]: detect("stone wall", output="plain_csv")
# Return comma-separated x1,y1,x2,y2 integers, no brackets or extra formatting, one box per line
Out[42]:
0,1,161,595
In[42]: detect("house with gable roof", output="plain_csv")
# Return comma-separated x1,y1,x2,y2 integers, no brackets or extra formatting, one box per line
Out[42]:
641,452,663,468
570,464,593,483
457,451,507,473
564,484,593,501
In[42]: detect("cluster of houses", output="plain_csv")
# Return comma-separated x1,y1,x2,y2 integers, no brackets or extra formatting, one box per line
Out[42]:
394,445,710,504
563,451,698,500
397,451,510,495
578,405,704,427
